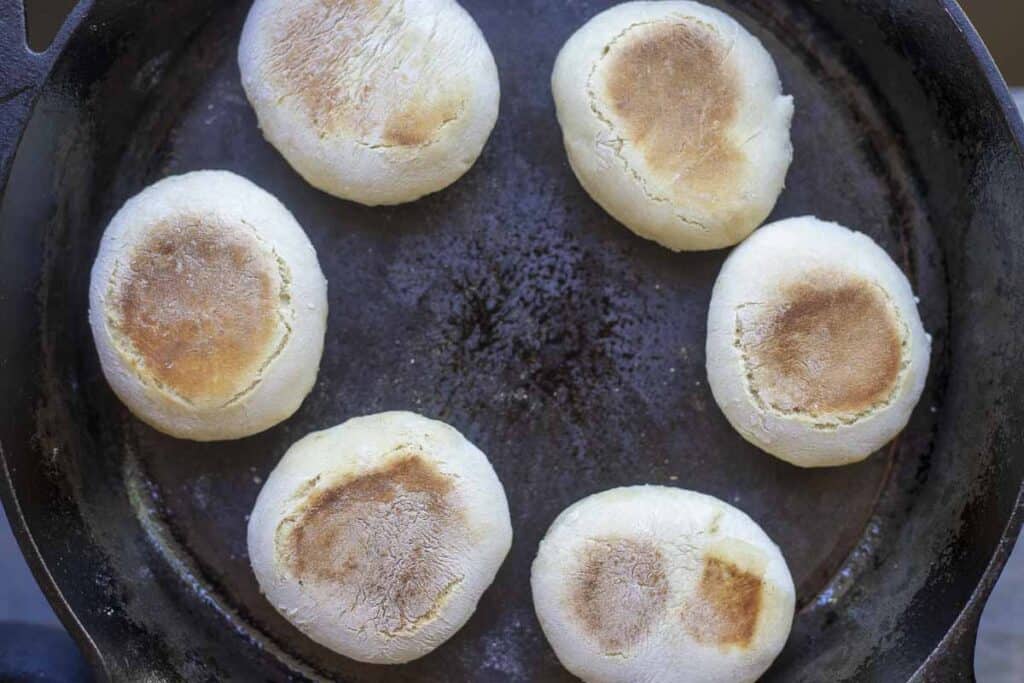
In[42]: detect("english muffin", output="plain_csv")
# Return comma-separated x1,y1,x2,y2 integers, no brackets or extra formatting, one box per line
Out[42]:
552,0,793,251
88,170,327,441
247,411,513,663
238,0,500,205
706,216,931,467
532,486,795,683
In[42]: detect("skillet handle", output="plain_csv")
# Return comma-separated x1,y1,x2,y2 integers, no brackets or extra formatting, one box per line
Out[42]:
910,588,984,682
0,0,86,185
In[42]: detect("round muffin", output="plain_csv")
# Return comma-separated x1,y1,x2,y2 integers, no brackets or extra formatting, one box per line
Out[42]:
238,0,500,206
551,1,793,251
248,411,513,664
88,170,327,441
706,216,931,467
531,486,794,683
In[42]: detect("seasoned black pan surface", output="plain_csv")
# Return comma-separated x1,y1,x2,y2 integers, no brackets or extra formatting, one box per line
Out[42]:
1,1,1022,681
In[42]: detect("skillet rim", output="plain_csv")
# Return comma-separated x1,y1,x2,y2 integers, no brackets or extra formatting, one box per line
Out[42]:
0,0,1020,680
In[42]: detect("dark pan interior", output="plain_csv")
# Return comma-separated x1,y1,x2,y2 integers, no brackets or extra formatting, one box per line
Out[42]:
1,0,1023,681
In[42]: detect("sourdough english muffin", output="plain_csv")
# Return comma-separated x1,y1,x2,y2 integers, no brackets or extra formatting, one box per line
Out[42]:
247,411,512,664
532,486,794,683
88,170,327,441
706,216,931,467
552,1,793,251
238,0,499,206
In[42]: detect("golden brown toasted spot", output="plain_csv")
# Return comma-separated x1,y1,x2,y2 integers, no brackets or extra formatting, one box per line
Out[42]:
737,273,905,417
683,556,763,648
599,20,743,196
109,218,285,405
383,96,462,147
277,455,465,636
570,538,669,654
266,0,465,146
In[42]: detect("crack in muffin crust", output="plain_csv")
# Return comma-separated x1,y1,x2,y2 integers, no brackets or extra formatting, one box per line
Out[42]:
275,453,467,637
264,0,467,147
570,537,670,654
734,271,909,427
586,17,744,217
106,216,291,407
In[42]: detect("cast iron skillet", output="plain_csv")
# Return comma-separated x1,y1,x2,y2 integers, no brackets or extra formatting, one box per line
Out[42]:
1,0,1023,680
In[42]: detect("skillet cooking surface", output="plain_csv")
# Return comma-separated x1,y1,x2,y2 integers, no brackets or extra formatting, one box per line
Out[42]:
3,0,1024,681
